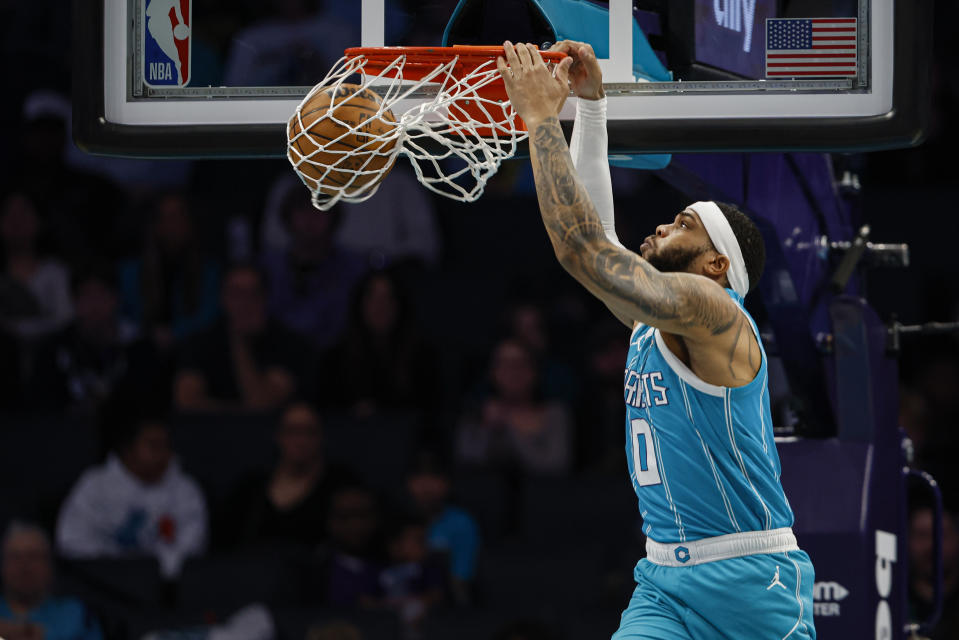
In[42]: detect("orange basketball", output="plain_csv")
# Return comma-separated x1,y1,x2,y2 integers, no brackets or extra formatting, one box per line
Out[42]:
288,83,398,196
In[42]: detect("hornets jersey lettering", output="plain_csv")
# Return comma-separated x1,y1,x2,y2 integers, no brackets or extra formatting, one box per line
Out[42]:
624,289,793,543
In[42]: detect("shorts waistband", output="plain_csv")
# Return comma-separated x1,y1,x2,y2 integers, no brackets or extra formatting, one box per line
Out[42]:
645,528,798,567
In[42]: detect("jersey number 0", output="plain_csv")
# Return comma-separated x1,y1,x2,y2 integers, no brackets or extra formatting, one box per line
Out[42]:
630,418,662,486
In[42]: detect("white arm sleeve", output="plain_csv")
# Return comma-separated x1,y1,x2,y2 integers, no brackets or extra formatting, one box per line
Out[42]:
569,97,622,248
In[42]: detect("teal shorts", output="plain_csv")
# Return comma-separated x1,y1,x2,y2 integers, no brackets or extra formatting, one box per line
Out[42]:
612,551,816,640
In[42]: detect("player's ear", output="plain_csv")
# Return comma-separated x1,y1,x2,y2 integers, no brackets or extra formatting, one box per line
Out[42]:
705,253,730,281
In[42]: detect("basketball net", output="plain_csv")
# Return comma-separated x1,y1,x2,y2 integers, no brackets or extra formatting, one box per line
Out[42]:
288,50,536,211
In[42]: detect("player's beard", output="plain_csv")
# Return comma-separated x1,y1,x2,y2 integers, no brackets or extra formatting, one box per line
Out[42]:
645,244,709,273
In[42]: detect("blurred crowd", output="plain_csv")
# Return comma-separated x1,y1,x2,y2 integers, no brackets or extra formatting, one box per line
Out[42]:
0,42,641,636
0,106,632,636
2,0,959,639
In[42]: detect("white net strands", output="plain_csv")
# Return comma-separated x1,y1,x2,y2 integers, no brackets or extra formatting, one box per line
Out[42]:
287,51,528,211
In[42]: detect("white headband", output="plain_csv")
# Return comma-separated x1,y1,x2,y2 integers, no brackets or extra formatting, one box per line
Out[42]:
687,201,749,297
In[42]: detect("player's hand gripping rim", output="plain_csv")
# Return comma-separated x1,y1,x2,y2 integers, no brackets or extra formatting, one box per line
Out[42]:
497,41,573,126
549,40,605,101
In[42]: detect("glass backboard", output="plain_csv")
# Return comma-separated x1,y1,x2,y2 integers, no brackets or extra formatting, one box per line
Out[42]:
73,0,932,158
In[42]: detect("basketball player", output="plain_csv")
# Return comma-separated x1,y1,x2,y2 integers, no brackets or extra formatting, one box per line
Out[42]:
497,41,816,639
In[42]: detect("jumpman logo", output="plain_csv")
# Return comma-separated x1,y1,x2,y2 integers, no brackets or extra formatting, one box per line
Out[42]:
767,565,787,591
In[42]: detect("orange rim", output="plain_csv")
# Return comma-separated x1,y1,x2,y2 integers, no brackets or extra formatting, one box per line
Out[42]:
345,45,566,65
342,46,567,136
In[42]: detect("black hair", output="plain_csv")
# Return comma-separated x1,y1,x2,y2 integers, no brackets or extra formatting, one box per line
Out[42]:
70,260,118,295
330,478,378,502
487,336,544,402
493,619,563,640
140,189,204,318
714,201,766,293
333,267,422,406
406,448,450,479
100,393,170,454
384,511,429,543
346,267,411,338
0,189,54,264
278,184,343,233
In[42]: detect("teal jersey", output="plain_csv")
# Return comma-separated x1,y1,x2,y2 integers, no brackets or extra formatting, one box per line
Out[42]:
623,289,794,543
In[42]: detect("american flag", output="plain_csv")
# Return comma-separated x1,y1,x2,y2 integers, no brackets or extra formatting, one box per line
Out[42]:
765,18,858,78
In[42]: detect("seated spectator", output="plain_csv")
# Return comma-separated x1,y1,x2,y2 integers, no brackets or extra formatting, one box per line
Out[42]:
335,167,441,269
0,190,72,340
312,483,384,609
260,165,442,270
218,401,353,548
456,339,573,475
55,400,208,578
577,320,630,470
0,327,22,409
141,603,274,640
909,500,959,638
405,451,480,604
119,191,220,351
32,88,194,193
494,619,562,640
12,91,126,266
174,264,315,412
28,265,163,412
0,522,103,640
263,170,440,268
261,189,367,350
322,269,437,418
221,0,356,88
502,300,578,402
306,620,363,640
377,516,445,632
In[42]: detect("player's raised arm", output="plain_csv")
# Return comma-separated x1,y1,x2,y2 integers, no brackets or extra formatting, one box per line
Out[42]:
554,41,633,327
497,42,740,341
554,41,621,249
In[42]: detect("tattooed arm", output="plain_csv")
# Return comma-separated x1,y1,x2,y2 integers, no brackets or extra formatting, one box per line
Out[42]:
530,116,742,331
498,42,760,384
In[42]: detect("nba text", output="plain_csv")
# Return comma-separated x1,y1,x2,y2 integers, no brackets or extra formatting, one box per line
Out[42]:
148,63,176,82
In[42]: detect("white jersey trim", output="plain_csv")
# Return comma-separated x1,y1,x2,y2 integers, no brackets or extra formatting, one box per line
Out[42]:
652,297,764,398
645,527,798,567
653,329,725,397
759,373,769,456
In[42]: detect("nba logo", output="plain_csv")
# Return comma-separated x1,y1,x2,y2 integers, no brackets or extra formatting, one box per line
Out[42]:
143,0,191,87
